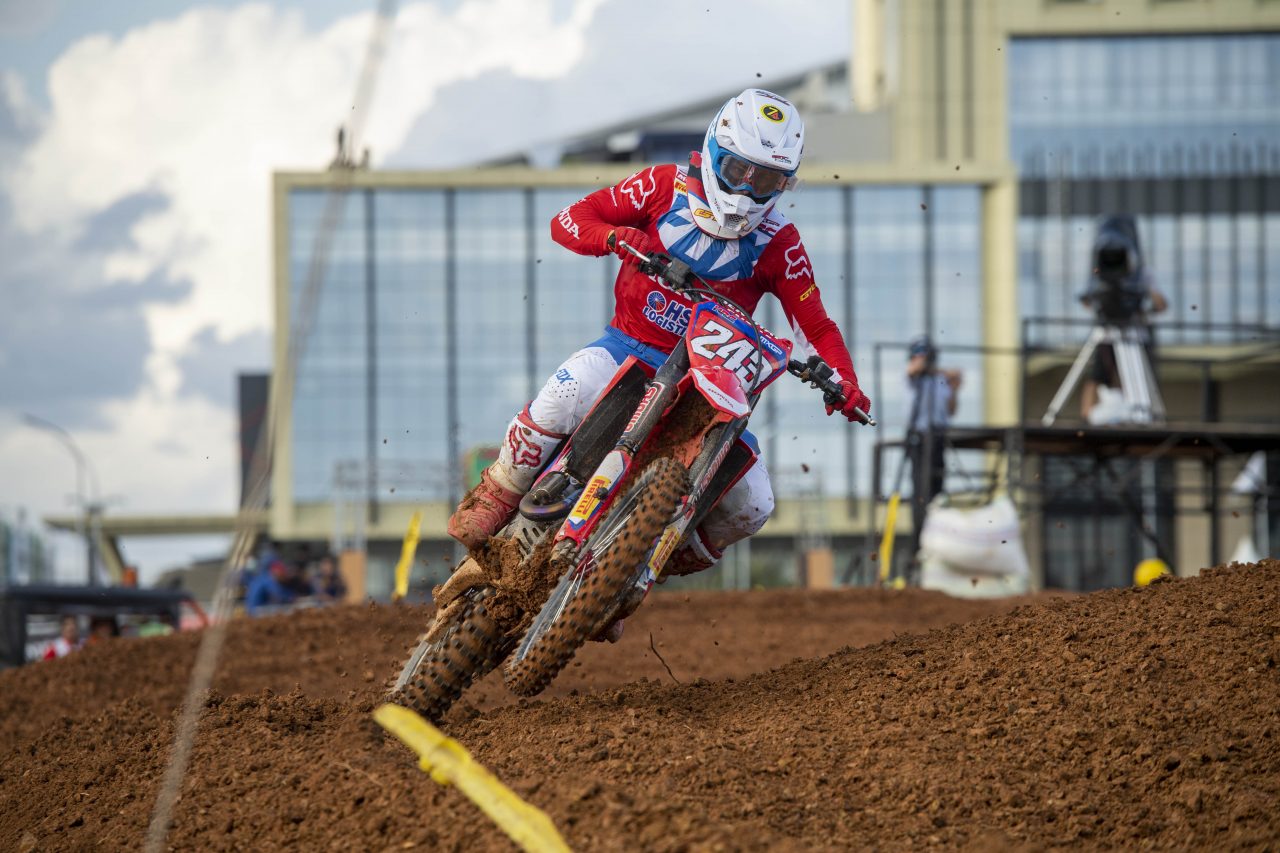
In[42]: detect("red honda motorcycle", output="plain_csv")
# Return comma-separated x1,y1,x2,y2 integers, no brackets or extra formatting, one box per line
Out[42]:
390,242,872,720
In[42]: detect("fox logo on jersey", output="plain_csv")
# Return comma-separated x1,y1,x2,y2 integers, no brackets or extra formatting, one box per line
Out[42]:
620,168,659,211
783,243,812,281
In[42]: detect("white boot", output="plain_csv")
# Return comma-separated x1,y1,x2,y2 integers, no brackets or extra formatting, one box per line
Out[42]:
447,409,563,548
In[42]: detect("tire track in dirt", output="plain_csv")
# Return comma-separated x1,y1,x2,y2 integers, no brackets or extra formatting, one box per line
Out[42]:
2,564,1276,850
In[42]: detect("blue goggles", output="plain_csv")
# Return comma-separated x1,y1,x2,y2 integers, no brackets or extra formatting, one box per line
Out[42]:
708,137,795,200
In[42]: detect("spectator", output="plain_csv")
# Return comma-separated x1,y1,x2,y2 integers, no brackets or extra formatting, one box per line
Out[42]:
255,540,282,575
245,559,298,616
232,557,256,604
41,615,81,661
904,335,962,568
137,613,177,637
86,615,119,645
283,557,316,598
312,553,347,603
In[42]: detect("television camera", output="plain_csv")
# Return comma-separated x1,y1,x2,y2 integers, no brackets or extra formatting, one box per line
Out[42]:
1081,215,1151,326
1042,215,1166,426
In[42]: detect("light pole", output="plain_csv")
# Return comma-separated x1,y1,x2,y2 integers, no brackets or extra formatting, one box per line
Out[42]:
23,413,102,586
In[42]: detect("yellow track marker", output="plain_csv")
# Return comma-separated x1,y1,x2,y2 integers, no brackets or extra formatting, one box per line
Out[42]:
878,492,900,585
373,704,571,853
392,511,423,601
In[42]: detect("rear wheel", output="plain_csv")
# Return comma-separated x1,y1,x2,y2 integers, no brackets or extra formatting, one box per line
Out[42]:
389,586,512,722
503,457,686,697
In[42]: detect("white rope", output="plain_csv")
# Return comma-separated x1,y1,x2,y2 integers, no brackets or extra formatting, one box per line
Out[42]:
143,3,399,848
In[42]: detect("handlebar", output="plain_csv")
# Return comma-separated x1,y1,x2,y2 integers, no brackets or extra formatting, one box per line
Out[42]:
616,239,697,292
618,239,874,426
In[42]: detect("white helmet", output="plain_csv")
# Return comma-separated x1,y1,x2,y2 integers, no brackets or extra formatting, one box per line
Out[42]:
696,88,804,239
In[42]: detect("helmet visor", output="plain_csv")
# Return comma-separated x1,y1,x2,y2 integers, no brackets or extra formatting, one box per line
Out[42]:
714,150,793,199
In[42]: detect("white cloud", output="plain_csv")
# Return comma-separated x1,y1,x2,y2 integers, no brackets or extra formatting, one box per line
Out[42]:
390,0,851,169
8,0,609,352
0,0,614,579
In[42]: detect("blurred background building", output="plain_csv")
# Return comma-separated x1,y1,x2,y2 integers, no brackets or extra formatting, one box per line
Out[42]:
63,0,1280,598
0,511,54,586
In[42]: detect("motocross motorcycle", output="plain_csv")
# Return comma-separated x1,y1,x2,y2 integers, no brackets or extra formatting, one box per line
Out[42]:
389,241,873,720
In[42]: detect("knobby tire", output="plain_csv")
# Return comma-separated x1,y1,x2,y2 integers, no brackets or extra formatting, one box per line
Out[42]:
389,586,512,722
503,457,687,697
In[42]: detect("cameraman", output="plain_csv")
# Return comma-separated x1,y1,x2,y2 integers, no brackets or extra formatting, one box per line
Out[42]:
904,335,962,558
1079,215,1167,421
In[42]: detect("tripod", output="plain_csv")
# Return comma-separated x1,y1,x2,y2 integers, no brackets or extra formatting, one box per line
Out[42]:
1042,324,1165,426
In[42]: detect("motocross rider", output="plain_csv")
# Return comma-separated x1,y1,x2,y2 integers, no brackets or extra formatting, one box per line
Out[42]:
448,88,871,618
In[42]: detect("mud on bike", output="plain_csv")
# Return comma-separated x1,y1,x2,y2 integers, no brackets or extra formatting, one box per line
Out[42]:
389,241,873,720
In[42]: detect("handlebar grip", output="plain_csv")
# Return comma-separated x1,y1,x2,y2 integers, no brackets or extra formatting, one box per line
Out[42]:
618,240,691,289
788,358,876,426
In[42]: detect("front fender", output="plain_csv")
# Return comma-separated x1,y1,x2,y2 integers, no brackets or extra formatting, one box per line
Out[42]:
688,365,750,420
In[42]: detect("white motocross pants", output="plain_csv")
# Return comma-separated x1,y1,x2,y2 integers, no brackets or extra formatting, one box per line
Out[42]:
491,345,775,558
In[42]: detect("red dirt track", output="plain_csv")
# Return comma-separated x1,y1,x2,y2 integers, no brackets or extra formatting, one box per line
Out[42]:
2,562,1277,850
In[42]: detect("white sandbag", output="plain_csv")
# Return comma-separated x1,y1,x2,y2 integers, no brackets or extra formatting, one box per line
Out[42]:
919,556,1031,599
1230,533,1260,565
1231,451,1266,496
918,494,1030,579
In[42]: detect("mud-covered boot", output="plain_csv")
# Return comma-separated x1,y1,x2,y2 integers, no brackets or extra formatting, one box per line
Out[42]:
448,410,563,549
447,468,522,549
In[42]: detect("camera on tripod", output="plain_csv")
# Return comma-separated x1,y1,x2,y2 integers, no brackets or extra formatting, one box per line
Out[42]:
1082,215,1148,326
1042,214,1167,426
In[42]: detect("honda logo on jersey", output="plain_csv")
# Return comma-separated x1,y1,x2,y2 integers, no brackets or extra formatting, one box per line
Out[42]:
556,206,580,239
620,168,658,211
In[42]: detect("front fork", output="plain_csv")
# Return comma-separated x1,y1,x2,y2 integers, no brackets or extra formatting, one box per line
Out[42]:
552,345,692,558
636,410,749,586
600,411,752,632
551,340,757,618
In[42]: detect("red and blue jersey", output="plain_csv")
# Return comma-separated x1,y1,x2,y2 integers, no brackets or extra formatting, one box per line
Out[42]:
550,156,857,383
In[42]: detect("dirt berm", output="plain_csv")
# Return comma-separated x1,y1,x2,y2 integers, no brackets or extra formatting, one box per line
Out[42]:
1,562,1276,850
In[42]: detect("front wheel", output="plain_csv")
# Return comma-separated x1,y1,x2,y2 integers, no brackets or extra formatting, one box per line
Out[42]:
503,457,687,697
389,586,513,722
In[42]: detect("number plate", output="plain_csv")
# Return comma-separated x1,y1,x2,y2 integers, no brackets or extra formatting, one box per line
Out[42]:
685,303,791,392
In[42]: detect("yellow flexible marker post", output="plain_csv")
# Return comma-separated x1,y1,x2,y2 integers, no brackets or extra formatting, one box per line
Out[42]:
392,511,423,602
878,493,900,585
373,704,571,853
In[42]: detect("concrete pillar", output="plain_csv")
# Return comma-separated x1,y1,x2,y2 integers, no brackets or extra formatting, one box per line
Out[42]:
982,175,1020,425
853,0,885,111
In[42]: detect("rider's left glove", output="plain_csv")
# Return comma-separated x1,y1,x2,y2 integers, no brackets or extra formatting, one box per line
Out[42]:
606,227,651,264
826,379,872,423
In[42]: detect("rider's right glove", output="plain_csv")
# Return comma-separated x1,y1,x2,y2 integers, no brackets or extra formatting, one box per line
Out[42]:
606,227,651,264
827,379,872,423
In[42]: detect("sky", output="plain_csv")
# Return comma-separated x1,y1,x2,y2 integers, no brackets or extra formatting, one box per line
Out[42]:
0,0,851,585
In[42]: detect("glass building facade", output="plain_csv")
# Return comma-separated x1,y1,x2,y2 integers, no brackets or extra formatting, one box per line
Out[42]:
287,183,984,512
278,32,1279,592
1009,33,1280,589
